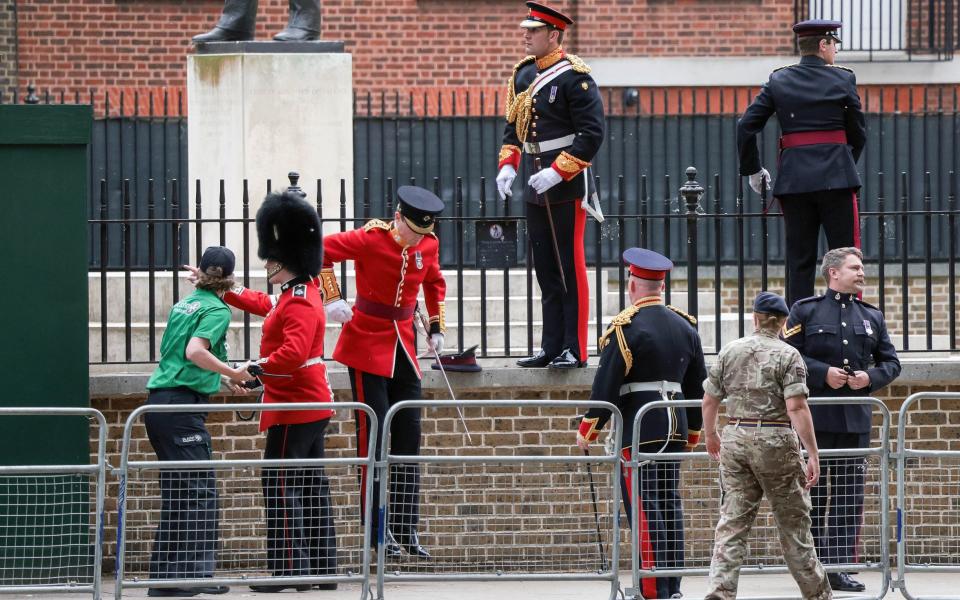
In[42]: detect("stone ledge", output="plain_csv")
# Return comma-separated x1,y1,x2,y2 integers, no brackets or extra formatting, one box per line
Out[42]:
90,356,960,397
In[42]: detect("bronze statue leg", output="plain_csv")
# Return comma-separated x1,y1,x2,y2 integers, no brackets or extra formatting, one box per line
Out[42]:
273,0,321,41
192,0,257,43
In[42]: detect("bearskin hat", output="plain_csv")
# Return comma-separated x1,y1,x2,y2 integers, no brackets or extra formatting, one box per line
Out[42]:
255,190,322,277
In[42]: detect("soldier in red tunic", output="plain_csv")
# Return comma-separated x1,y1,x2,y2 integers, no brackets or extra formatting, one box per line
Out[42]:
319,186,446,559
222,190,338,592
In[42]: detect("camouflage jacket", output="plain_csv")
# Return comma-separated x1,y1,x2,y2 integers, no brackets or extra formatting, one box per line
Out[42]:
703,330,810,421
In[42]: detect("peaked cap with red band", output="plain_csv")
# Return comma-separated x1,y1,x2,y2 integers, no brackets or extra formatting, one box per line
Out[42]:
521,1,574,30
624,247,673,281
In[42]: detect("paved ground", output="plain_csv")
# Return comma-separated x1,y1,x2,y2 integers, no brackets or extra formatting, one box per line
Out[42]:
20,571,960,599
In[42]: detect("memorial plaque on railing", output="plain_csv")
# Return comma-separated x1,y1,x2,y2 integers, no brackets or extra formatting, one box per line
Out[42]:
475,220,518,268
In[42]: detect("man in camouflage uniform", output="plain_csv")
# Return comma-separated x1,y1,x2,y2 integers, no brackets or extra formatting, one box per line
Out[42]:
701,292,831,600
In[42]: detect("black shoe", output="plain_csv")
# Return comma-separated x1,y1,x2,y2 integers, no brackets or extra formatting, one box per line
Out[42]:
273,27,320,41
548,348,586,369
148,586,229,597
192,27,253,43
828,572,865,592
372,528,403,557
517,350,555,368
395,531,432,560
248,584,312,593
314,582,338,590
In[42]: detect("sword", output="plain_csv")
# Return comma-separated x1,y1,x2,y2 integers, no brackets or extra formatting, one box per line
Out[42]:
534,157,568,294
415,309,473,443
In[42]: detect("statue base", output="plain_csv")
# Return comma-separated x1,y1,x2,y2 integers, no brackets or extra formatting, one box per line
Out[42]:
187,44,353,268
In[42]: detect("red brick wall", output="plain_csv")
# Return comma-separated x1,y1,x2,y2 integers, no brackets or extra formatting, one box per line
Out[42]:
13,0,798,101
0,0,16,98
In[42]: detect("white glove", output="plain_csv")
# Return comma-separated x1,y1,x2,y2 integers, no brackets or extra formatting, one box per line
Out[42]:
325,299,353,324
748,168,772,195
429,333,444,355
528,167,563,194
496,165,516,200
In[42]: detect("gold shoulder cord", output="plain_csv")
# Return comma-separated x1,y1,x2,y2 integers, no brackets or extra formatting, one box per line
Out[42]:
598,304,642,375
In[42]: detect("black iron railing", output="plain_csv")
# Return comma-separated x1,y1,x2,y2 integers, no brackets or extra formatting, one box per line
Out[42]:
87,168,958,365
797,0,958,60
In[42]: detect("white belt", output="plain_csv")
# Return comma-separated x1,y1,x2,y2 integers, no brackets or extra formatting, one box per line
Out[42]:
523,134,576,155
301,356,324,368
619,381,682,397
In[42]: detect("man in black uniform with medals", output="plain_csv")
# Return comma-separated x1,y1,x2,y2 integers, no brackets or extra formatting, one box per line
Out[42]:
575,248,706,600
782,247,900,592
737,19,867,306
497,1,605,369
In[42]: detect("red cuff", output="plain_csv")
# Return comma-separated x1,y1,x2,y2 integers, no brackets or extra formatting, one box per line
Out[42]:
498,145,521,170
551,151,591,181
578,417,600,442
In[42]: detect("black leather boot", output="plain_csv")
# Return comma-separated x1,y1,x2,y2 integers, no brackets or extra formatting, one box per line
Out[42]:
517,349,555,368
548,348,586,369
395,530,432,560
193,0,256,43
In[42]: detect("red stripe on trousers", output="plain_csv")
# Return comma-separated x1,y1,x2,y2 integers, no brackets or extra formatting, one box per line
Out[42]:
354,371,369,513
622,448,657,600
573,202,589,361
852,191,863,300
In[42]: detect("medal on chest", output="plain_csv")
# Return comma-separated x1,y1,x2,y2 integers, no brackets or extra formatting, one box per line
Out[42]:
863,319,873,335
549,85,558,104
415,251,423,270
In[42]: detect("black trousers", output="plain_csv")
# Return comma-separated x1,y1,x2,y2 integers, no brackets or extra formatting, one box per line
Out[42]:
779,188,859,306
215,0,320,34
526,199,589,361
349,348,423,545
144,387,219,579
262,419,337,576
811,431,869,565
621,442,686,599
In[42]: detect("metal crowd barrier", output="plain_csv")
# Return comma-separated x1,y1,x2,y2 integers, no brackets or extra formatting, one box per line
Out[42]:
115,402,377,600
629,397,890,600
0,407,107,599
895,392,960,600
372,399,624,600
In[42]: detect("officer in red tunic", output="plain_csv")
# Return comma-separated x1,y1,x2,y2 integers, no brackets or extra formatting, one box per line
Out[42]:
319,185,446,559
222,190,338,592
497,1,605,369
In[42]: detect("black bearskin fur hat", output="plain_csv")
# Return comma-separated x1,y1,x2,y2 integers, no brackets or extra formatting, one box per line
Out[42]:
255,191,323,276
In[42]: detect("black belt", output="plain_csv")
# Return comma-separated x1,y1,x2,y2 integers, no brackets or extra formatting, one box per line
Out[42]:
729,418,791,428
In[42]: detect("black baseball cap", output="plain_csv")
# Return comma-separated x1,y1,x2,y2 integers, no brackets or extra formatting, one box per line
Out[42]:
199,246,235,277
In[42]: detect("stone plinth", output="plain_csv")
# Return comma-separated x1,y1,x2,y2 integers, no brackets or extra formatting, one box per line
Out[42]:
187,43,352,267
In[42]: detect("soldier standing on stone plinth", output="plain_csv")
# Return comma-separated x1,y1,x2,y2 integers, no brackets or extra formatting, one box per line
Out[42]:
702,292,831,600
497,1,605,369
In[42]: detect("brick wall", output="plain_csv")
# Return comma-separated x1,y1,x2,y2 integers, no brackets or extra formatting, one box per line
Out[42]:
0,0,16,99
91,382,960,573
13,0,798,101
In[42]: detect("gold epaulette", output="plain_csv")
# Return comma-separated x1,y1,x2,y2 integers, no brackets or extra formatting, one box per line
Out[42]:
565,54,591,73
504,55,536,120
667,305,697,326
363,219,391,232
772,63,796,73
829,64,855,73
597,304,643,375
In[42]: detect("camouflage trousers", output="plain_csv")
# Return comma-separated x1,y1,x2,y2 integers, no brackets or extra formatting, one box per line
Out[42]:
705,425,831,600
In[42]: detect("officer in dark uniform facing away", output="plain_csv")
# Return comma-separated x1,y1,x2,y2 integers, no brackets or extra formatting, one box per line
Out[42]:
144,246,252,597
576,248,706,600
782,247,900,593
737,19,866,306
497,1,605,369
